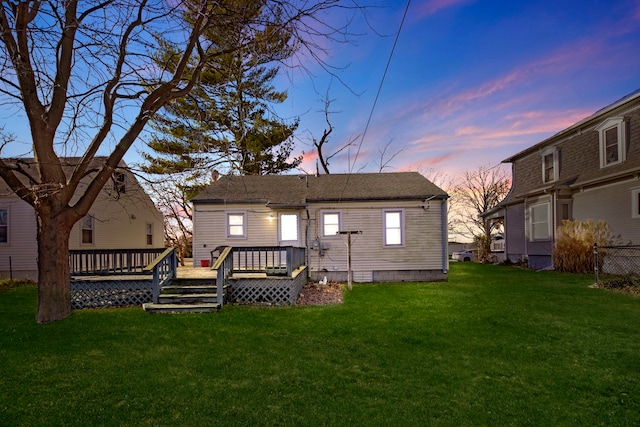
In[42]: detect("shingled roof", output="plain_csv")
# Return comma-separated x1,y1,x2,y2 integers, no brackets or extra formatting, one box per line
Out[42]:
191,172,448,205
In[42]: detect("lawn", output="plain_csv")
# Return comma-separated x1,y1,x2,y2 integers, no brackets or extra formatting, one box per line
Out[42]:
1,263,639,426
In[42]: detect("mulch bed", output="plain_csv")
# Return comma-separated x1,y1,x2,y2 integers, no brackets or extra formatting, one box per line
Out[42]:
296,281,344,306
596,276,640,295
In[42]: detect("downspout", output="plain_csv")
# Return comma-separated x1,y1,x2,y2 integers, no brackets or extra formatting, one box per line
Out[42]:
441,196,449,274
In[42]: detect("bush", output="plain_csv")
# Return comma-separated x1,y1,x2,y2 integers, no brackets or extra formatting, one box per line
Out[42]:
553,219,617,273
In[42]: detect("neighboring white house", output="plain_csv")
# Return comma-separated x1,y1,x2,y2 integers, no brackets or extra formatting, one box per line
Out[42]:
0,158,165,281
191,172,449,282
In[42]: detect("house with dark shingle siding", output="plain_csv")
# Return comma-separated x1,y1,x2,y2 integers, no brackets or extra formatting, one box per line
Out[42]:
482,90,640,269
191,172,449,282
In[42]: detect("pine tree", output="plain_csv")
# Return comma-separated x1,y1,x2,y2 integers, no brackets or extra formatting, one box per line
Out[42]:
142,0,301,178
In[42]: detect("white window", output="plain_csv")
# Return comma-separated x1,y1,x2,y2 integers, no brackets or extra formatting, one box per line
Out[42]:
596,117,626,168
0,207,8,244
81,215,94,245
383,209,404,247
146,223,153,246
541,148,558,183
227,212,246,238
321,211,341,237
529,203,550,241
280,213,298,242
632,188,640,219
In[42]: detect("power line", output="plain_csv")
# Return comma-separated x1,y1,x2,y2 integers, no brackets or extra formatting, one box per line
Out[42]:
349,0,412,173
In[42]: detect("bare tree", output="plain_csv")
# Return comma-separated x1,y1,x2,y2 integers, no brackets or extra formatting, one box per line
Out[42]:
450,165,511,261
145,176,199,266
376,139,405,172
419,167,461,239
311,86,358,174
0,1,364,323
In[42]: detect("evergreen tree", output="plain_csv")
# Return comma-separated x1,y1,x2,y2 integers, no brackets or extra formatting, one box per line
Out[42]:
142,0,301,178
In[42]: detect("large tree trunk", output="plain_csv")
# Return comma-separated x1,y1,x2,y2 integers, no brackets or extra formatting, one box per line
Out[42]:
36,212,74,324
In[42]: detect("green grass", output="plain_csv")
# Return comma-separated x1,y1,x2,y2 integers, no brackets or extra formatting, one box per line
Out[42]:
2,263,639,426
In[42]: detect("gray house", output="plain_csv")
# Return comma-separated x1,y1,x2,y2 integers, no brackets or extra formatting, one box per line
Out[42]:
482,90,640,269
191,172,449,282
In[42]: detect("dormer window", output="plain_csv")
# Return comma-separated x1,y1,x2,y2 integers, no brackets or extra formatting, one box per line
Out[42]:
596,117,626,168
541,147,558,183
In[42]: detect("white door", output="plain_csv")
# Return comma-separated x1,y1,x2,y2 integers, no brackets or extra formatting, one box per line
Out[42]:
279,212,300,246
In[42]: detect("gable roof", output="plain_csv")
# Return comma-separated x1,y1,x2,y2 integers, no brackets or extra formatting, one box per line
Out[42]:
502,88,640,163
0,156,128,194
191,172,448,205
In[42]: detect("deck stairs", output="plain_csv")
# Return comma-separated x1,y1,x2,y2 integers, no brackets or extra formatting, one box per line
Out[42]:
143,278,225,314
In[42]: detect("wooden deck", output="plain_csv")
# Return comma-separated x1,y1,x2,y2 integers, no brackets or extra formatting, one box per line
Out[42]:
72,266,217,282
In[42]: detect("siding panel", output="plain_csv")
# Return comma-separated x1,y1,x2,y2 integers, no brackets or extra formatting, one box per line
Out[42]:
573,179,640,244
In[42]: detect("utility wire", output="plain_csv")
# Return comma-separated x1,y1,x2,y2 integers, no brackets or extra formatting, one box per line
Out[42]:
349,0,412,173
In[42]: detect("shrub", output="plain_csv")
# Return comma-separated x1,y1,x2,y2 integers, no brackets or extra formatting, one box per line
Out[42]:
553,219,617,273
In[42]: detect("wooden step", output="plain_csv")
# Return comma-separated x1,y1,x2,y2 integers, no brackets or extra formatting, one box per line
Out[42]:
158,293,219,304
161,285,217,294
143,302,221,314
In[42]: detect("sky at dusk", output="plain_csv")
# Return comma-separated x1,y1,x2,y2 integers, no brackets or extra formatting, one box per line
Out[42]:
1,0,639,184
278,0,640,180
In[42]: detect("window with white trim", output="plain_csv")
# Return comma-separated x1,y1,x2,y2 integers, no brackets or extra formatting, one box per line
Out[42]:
146,223,153,246
529,202,550,241
541,147,558,183
596,117,626,168
280,213,298,242
321,211,341,237
227,212,246,238
383,209,404,247
632,188,640,219
81,215,94,245
0,208,8,244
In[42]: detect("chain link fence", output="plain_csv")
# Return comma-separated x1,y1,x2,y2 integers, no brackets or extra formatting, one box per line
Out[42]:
594,244,640,284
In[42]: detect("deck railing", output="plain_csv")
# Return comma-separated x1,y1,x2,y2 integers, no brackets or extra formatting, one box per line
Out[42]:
231,246,306,277
143,248,178,303
70,248,166,276
212,246,233,306
490,240,505,252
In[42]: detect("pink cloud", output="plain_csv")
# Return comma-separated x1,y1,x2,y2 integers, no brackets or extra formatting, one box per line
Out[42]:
415,0,474,17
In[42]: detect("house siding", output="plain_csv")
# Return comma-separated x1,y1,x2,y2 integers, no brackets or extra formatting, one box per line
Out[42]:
0,166,164,281
192,203,284,265
0,197,38,280
489,91,640,270
573,178,640,244
192,198,448,282
306,200,446,281
504,203,525,262
70,177,164,250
